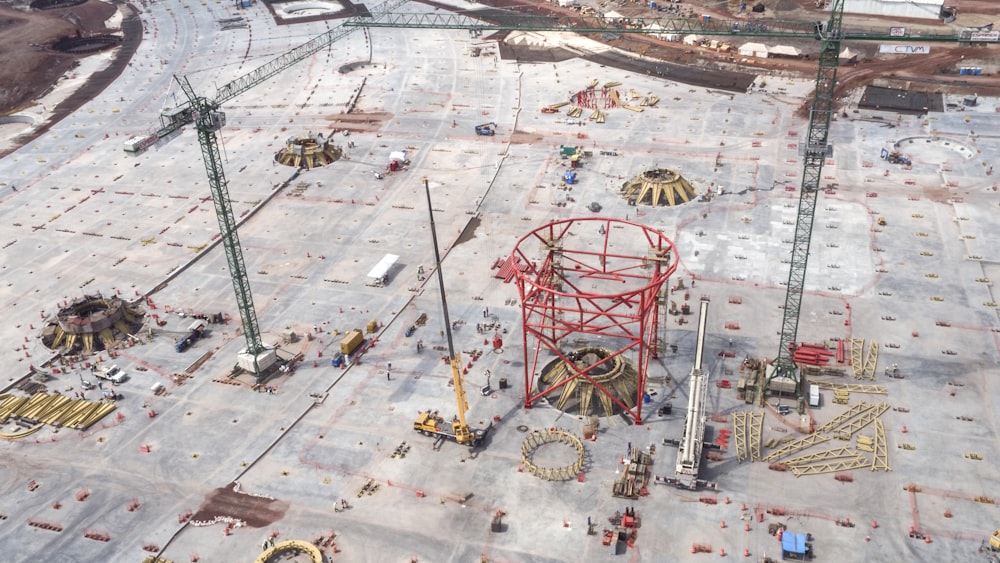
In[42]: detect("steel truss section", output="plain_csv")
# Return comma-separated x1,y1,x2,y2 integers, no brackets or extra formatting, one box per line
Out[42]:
850,338,865,379
512,218,677,424
749,412,764,461
813,382,887,394
872,419,890,472
733,412,748,463
785,445,857,466
862,340,879,381
815,401,871,434
832,401,890,437
347,12,963,42
763,432,831,462
790,455,869,477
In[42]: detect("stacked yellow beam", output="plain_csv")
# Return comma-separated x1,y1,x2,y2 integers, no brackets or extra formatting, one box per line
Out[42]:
0,392,117,433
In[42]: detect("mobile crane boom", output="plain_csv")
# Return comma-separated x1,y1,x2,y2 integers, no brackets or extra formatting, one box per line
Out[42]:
413,178,489,447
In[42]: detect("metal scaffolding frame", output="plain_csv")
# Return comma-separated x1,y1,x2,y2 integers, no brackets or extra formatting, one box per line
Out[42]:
511,218,676,425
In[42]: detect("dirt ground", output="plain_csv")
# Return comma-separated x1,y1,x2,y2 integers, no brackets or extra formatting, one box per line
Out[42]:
0,0,118,114
191,481,290,528
0,0,997,138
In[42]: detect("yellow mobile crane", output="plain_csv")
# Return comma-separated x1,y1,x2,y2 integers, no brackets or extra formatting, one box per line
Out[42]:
985,529,1000,562
413,179,491,448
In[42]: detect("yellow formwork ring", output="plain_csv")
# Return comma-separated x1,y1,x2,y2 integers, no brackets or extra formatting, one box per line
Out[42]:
254,540,323,563
521,428,586,481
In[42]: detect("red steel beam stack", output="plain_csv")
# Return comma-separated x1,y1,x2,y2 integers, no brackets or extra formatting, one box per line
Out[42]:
792,343,834,366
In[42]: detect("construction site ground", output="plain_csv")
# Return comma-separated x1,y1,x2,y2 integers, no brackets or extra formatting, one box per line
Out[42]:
0,0,998,561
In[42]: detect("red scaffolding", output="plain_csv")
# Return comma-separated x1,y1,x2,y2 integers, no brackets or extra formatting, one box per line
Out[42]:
511,218,677,425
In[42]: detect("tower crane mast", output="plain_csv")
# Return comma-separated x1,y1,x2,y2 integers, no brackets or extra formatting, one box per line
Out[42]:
767,0,846,396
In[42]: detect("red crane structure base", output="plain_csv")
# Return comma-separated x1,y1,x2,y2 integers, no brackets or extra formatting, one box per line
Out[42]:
511,218,676,425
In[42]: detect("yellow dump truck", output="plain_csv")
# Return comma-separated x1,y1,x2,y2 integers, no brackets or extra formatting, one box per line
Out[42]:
340,329,363,355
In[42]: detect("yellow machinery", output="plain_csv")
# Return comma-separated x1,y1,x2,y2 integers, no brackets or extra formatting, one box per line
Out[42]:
982,528,1000,562
412,350,486,446
413,179,491,448
877,216,887,226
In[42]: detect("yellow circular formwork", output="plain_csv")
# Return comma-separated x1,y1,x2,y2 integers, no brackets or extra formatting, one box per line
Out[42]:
620,168,697,207
520,428,586,481
253,539,324,563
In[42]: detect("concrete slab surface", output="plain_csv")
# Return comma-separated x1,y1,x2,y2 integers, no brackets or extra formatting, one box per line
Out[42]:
0,1,998,563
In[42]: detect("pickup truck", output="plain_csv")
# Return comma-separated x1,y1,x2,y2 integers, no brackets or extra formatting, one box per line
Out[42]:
97,365,127,385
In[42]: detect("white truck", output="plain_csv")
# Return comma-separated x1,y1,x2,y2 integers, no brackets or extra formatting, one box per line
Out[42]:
97,365,127,385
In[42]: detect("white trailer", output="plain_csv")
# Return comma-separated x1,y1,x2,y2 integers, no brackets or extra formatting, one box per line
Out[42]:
367,254,399,286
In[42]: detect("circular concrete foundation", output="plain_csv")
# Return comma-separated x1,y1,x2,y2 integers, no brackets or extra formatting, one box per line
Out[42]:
894,136,975,165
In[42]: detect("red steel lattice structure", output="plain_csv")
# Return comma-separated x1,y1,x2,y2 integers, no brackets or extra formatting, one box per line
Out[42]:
511,218,676,424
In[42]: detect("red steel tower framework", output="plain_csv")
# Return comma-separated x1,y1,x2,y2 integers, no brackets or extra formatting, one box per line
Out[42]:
511,218,676,425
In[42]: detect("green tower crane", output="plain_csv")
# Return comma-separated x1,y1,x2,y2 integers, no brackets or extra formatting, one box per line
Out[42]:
766,0,847,397
140,0,408,380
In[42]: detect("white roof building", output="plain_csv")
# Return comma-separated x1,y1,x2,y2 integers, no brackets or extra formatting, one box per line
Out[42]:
769,45,802,58
738,42,769,58
843,0,944,20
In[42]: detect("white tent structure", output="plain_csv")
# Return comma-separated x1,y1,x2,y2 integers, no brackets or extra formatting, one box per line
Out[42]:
839,47,859,62
682,34,704,46
738,42,768,58
770,45,802,58
603,10,624,20
644,24,680,42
